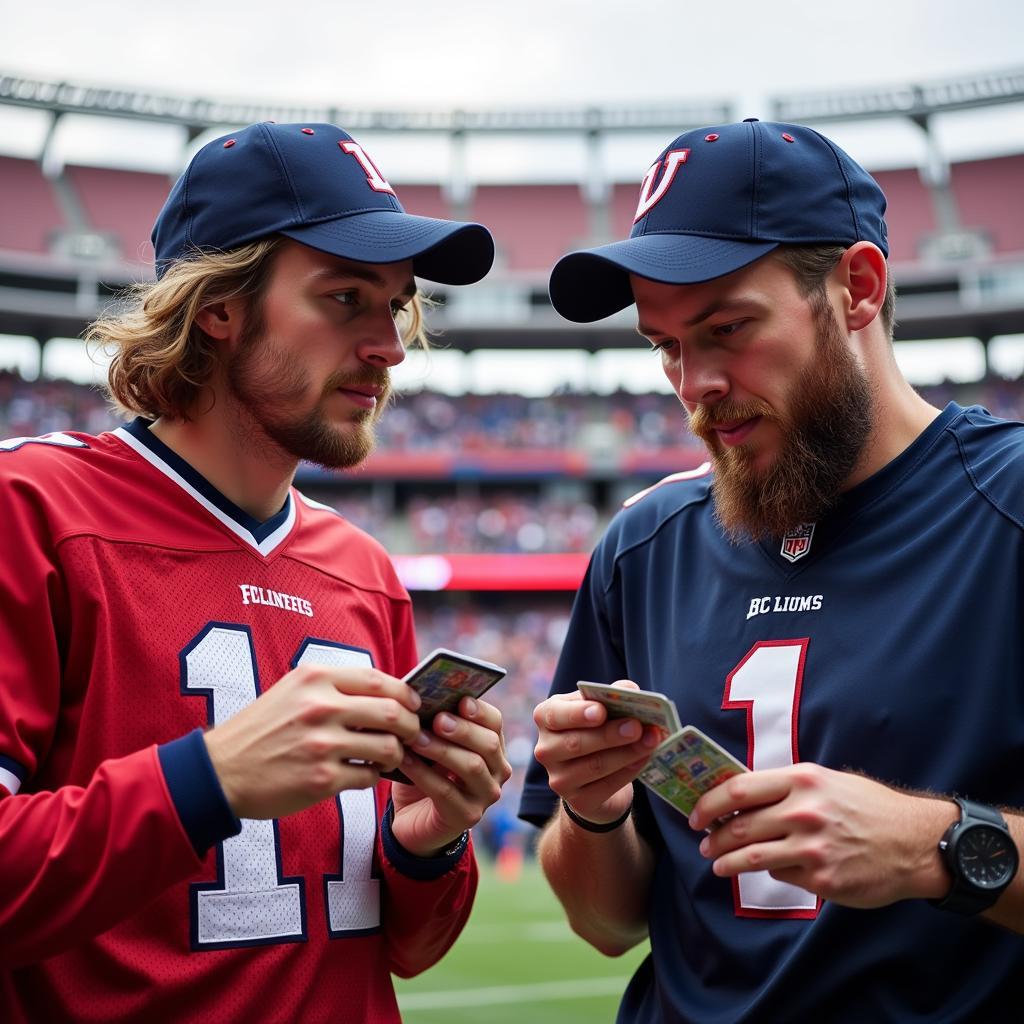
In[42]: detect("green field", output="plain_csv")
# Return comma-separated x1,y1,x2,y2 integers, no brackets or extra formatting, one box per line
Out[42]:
395,856,649,1024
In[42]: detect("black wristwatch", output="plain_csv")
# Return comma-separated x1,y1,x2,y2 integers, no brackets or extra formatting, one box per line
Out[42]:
930,797,1019,915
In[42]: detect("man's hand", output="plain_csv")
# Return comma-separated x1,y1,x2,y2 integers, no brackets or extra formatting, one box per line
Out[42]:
390,696,512,857
690,763,959,908
203,664,422,819
532,680,659,826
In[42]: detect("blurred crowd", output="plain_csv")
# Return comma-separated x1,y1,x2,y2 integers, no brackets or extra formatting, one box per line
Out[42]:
405,493,599,553
294,490,604,553
6,367,1024,455
376,388,688,450
0,371,119,439
8,369,1024,557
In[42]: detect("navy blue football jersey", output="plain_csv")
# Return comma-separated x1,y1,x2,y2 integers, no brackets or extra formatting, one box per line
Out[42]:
520,403,1024,1022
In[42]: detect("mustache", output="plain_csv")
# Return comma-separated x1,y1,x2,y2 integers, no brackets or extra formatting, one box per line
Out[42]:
323,369,392,396
688,399,777,441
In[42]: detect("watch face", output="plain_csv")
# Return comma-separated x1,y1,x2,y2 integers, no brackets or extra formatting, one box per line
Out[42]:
957,825,1018,888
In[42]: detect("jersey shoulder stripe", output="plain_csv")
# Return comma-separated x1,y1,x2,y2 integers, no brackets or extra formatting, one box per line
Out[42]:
622,461,712,508
0,431,90,453
590,461,714,591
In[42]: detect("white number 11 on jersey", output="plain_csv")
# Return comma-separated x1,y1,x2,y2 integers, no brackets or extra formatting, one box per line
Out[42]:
182,623,381,950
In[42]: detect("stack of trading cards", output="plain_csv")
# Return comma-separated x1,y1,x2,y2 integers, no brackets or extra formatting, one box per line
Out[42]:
577,681,748,818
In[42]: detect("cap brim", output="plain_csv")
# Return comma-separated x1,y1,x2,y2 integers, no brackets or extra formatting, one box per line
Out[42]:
282,210,494,286
548,234,781,323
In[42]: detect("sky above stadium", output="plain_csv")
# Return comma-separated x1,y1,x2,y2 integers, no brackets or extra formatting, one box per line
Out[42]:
1,0,1023,178
2,0,1021,110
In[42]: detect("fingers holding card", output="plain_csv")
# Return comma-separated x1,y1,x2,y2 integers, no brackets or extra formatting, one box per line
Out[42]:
576,681,747,819
383,649,506,783
577,681,681,743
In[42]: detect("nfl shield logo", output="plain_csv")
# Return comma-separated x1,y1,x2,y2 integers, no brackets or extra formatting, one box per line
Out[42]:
780,523,815,563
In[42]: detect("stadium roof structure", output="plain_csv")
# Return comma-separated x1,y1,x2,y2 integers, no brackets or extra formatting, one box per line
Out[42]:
771,67,1024,124
0,72,733,138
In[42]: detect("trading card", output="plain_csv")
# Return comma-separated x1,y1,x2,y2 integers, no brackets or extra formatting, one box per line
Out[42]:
406,648,507,722
637,725,748,818
381,648,506,783
577,680,682,741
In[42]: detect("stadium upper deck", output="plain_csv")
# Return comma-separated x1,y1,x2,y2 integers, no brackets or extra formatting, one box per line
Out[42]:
1,66,1023,352
3,155,1022,268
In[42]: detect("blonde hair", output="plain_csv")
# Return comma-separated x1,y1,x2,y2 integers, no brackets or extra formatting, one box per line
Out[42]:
89,238,428,421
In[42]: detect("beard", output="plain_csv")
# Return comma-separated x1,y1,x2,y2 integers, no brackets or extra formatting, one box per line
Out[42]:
225,310,392,470
688,295,875,542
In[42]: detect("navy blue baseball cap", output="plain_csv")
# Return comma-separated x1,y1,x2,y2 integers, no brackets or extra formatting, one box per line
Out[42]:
152,122,494,284
549,118,889,323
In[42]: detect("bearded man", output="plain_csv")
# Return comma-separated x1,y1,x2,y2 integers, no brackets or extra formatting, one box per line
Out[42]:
521,119,1024,1022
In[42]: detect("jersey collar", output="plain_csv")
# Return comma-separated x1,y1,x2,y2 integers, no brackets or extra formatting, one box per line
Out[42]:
114,418,296,557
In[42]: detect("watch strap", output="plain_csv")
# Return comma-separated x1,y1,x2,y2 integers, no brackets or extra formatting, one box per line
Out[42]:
956,797,1005,828
931,797,1016,915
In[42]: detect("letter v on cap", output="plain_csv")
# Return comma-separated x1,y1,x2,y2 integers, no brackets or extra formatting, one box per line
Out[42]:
633,149,690,223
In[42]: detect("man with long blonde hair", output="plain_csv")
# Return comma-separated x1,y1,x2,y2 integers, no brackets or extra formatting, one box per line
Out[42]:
0,121,508,1022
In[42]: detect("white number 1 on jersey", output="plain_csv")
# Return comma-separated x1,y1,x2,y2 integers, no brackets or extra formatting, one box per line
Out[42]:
724,639,819,918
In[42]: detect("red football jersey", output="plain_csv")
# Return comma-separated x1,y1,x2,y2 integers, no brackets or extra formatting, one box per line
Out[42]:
0,422,476,1023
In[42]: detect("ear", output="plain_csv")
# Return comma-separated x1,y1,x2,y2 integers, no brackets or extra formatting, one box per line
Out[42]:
834,242,887,332
194,300,243,341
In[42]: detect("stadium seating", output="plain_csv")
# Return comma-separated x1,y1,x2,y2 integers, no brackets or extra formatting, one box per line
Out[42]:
63,164,169,264
0,156,66,254
950,153,1024,255
467,185,590,271
870,168,939,263
2,155,1021,269
392,184,452,221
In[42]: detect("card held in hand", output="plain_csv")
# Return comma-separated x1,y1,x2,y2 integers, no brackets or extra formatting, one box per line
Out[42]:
381,648,506,783
577,680,682,742
637,725,748,818
408,648,507,723
575,682,746,817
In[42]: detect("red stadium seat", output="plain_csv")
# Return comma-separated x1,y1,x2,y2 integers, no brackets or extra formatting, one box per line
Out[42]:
470,185,589,271
0,156,67,254
951,153,1024,255
63,164,171,265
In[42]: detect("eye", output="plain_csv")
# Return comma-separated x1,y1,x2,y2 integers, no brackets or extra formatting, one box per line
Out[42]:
711,320,746,339
648,338,678,355
331,290,357,307
391,299,411,317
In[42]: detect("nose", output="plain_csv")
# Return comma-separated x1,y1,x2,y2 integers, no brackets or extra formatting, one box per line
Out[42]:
356,310,407,369
676,346,728,408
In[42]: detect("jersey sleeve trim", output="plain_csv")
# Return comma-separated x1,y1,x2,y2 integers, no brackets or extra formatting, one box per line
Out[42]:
599,477,714,598
518,786,559,829
0,432,90,453
156,728,242,856
0,754,26,796
380,800,470,880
